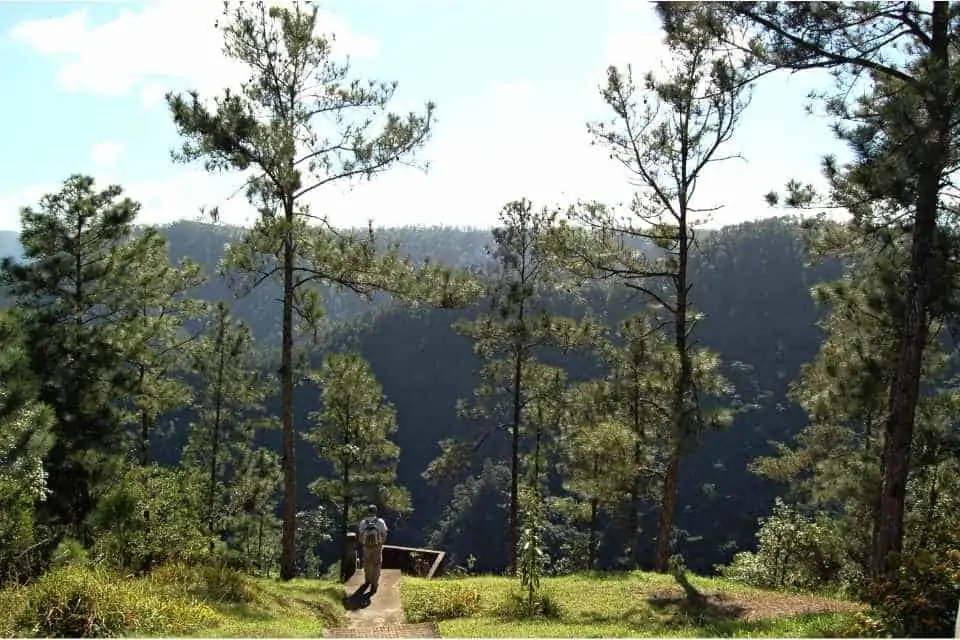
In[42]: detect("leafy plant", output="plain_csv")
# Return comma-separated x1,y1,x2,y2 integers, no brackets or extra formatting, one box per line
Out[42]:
720,498,850,592
859,547,960,637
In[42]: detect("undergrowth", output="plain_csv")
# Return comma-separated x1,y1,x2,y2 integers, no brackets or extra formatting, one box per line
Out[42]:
0,562,344,638
2,564,221,637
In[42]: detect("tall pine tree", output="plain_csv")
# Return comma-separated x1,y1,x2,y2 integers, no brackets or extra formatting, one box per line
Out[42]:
182,302,272,554
660,0,960,579
167,1,479,578
303,352,409,579
2,175,161,543
556,21,745,571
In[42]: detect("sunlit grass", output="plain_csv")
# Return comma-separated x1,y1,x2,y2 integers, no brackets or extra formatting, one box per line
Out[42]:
0,563,345,638
191,576,346,638
401,571,864,638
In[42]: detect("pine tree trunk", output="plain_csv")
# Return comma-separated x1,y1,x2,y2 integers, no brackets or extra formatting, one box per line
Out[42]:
629,407,644,569
627,493,639,568
208,329,226,552
873,2,949,574
257,512,264,573
874,193,934,577
655,206,690,573
138,367,150,466
508,344,523,576
341,471,352,582
280,207,298,581
589,497,599,569
654,449,680,571
628,382,643,568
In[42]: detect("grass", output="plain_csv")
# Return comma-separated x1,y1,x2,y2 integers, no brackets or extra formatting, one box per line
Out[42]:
0,563,345,638
401,571,867,637
190,575,346,637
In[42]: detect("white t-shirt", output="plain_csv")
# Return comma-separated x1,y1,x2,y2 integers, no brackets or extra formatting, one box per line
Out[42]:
358,516,388,545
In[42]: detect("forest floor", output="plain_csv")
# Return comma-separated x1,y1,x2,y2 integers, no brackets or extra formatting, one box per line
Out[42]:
401,572,867,637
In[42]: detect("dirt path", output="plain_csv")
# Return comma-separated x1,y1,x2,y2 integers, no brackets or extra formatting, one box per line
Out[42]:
323,569,439,638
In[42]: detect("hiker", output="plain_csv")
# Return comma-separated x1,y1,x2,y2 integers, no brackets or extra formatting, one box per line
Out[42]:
357,504,388,594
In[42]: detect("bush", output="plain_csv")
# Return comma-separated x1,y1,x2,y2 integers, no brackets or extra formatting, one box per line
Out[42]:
49,537,89,569
858,548,960,638
0,487,48,584
10,564,220,637
404,582,482,622
0,587,26,636
87,465,208,571
720,499,851,592
496,589,563,620
149,562,259,604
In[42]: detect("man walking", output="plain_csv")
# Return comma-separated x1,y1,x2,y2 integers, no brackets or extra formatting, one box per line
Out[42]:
357,504,388,595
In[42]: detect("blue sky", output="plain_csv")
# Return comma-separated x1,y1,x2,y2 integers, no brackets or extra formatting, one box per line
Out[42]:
0,0,846,232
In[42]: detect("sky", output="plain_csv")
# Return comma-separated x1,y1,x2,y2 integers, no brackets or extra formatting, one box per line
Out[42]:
0,0,848,232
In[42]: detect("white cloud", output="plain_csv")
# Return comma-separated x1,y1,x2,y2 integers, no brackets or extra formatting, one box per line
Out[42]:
599,0,671,79
0,184,54,230
586,0,840,226
3,0,842,234
89,140,125,169
10,0,379,107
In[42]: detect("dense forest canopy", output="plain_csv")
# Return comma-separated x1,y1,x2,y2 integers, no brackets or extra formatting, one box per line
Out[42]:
1,1,959,638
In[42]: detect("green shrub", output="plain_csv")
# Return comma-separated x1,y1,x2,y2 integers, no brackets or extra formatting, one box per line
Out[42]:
720,499,852,592
404,582,482,622
87,465,207,571
858,548,960,638
496,589,563,620
49,537,89,569
149,562,259,604
0,587,26,636
11,564,220,637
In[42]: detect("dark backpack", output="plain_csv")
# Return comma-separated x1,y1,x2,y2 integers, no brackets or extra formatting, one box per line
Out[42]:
361,519,381,548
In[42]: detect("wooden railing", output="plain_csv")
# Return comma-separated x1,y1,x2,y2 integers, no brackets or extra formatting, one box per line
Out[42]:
343,532,446,582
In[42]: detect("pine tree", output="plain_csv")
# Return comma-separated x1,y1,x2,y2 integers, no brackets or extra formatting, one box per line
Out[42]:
754,225,960,582
167,1,479,579
1,175,158,542
117,229,206,467
0,312,55,582
555,23,746,571
182,302,272,554
660,0,960,579
430,199,594,575
229,448,282,573
558,379,636,569
303,352,409,579
600,314,672,567
516,366,564,614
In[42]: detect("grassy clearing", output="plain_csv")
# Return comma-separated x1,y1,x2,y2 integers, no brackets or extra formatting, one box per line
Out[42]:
0,563,345,638
401,571,866,637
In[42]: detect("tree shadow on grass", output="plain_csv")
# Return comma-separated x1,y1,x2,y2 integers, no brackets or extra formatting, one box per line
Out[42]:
646,592,747,625
579,607,660,628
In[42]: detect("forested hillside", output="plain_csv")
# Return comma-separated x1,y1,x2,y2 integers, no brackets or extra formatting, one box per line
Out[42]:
139,217,832,575
0,217,836,572
2,1,960,638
